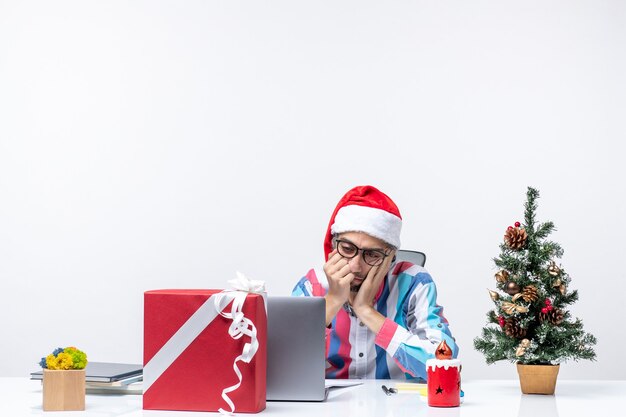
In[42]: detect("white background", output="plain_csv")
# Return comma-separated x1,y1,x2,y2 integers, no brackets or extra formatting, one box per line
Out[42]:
1,1,624,380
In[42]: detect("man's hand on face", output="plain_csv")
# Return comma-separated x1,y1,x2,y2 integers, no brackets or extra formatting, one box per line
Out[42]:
323,249,354,306
323,249,357,326
351,251,394,316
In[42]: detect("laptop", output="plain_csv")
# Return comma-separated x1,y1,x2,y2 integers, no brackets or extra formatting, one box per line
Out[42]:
266,296,327,401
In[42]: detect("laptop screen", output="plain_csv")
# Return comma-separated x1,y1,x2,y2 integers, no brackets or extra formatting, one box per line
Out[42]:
266,296,326,401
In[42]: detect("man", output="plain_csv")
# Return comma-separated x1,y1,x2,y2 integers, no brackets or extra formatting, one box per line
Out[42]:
292,185,458,380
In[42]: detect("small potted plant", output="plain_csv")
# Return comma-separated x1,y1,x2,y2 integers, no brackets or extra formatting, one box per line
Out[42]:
39,347,88,411
474,187,596,394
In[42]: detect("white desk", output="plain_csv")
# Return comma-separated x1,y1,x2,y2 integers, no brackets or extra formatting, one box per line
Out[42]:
1,378,622,417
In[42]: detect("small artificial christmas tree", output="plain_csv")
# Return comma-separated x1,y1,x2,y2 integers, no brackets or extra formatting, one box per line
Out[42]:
474,187,596,369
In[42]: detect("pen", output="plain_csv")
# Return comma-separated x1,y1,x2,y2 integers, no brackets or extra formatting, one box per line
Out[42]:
381,385,397,395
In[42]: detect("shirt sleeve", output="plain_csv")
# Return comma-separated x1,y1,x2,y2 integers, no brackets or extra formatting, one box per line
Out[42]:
291,269,333,344
291,268,327,297
374,272,458,380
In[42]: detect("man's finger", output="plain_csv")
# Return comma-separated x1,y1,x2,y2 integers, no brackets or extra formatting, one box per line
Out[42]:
328,258,348,275
327,252,346,269
329,263,351,281
380,253,394,277
354,265,377,293
336,263,352,279
363,256,391,291
325,252,345,270
365,263,380,281
373,253,393,280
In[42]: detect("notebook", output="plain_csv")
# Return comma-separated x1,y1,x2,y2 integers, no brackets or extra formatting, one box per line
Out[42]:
266,296,327,401
30,362,142,383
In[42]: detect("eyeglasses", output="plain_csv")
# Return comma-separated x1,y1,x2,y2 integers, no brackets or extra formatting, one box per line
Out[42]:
335,239,390,266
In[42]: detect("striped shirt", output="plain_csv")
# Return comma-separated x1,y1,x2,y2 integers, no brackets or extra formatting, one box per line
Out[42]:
292,261,458,380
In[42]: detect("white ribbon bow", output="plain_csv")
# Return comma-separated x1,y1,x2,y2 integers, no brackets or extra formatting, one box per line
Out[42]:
214,272,266,415
228,271,266,294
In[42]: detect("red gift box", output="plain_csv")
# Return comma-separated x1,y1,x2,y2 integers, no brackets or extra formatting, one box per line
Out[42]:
143,289,267,413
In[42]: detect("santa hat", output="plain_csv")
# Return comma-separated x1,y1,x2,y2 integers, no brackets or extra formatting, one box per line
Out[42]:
324,185,402,260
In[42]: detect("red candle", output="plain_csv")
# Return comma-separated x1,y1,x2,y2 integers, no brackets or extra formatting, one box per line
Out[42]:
426,340,461,407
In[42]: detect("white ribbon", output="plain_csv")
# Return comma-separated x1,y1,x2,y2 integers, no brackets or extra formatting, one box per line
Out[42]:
143,272,266,415
214,272,265,415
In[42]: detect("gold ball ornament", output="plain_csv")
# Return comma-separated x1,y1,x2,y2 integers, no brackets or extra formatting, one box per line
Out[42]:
552,278,567,295
504,281,521,295
548,261,561,277
495,270,509,283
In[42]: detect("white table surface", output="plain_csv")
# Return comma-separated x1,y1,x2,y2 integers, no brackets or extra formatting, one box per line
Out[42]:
1,378,623,417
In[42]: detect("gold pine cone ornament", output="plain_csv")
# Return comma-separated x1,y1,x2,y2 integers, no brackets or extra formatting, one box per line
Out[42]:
520,285,539,303
504,318,527,339
539,307,564,325
504,225,528,250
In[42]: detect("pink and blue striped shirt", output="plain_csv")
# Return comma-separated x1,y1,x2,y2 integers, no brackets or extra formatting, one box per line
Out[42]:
292,261,458,380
